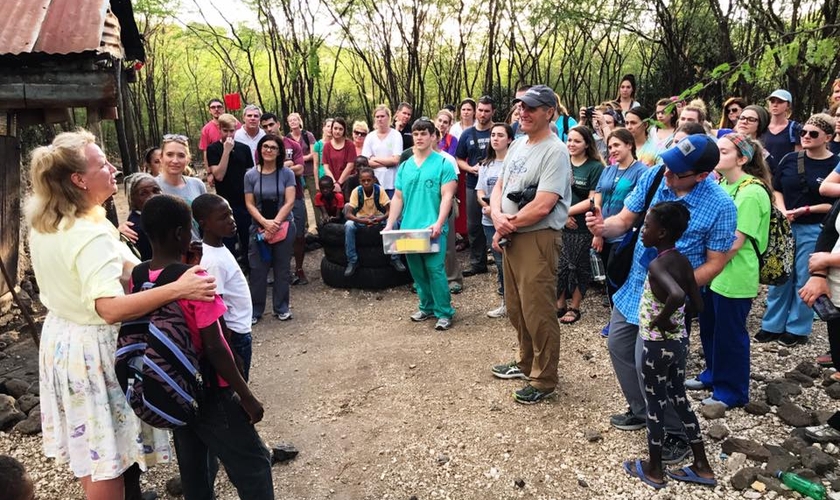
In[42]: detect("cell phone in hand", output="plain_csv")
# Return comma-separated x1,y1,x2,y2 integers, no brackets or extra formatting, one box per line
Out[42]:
590,197,595,213
814,295,840,322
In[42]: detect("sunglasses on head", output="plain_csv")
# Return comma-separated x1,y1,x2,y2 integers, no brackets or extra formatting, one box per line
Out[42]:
800,129,822,139
163,134,189,145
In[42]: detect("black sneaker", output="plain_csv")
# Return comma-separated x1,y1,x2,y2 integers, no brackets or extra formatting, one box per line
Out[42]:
491,361,528,380
662,436,692,464
754,329,780,343
777,333,808,347
513,384,555,404
462,267,488,277
609,410,646,431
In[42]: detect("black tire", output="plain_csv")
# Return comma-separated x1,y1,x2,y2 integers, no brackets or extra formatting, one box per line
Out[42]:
318,221,384,248
320,257,412,290
322,244,393,268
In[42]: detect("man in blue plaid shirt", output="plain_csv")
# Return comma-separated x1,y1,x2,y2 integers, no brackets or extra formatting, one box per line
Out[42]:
587,135,737,464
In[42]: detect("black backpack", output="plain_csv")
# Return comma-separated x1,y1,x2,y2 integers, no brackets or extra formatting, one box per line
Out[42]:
115,262,206,429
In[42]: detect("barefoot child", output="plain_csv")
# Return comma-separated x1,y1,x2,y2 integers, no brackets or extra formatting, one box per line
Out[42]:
192,193,254,381
314,176,345,224
624,201,716,489
141,195,274,499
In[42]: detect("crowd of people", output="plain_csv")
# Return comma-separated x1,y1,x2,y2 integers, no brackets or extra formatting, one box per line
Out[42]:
9,75,840,498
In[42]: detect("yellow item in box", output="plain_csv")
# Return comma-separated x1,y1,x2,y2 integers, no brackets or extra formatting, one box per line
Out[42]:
396,238,430,252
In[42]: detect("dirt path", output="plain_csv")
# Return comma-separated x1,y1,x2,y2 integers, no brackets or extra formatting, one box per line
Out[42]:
2,188,837,499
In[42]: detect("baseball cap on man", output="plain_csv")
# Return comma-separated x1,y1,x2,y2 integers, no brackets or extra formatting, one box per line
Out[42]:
512,85,557,109
767,89,792,104
659,135,720,174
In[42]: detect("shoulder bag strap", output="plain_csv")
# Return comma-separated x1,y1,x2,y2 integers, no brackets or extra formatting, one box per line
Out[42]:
632,165,666,231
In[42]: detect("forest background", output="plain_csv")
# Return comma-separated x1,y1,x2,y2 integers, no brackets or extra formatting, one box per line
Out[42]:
63,0,840,166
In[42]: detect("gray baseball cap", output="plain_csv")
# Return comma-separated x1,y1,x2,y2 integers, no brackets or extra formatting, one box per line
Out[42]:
512,85,557,108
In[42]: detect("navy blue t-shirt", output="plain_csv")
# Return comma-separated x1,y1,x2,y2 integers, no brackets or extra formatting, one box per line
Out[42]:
455,126,491,189
772,151,836,225
829,141,840,156
761,120,800,168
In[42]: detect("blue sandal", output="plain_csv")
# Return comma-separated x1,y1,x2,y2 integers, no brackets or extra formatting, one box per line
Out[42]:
665,466,717,486
623,459,666,489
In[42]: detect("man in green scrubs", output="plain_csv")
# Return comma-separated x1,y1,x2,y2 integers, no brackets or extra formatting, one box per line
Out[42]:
386,119,458,330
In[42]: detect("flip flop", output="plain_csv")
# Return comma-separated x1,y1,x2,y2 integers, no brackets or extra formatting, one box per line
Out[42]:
560,308,581,324
623,459,666,489
665,466,717,486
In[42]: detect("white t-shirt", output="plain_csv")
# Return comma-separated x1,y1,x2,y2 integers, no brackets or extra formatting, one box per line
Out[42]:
201,243,252,334
234,127,266,161
362,128,403,190
440,151,459,175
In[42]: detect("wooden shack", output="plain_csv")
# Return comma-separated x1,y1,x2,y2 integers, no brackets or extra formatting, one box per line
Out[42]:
0,0,145,298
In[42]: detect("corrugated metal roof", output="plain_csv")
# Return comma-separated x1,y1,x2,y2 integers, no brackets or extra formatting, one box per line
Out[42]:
0,0,113,56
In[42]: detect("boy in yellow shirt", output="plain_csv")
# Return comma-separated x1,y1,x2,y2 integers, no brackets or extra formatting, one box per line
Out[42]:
343,167,406,276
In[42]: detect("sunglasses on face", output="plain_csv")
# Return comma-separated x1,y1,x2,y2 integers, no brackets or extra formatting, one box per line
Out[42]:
353,130,367,136
737,116,758,123
163,134,189,145
209,105,223,110
800,129,822,139
727,107,741,114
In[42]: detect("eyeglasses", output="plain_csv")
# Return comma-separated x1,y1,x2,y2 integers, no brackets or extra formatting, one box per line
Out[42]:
737,116,759,123
727,107,741,114
209,105,223,110
800,129,822,139
261,144,280,151
353,130,367,136
162,134,189,145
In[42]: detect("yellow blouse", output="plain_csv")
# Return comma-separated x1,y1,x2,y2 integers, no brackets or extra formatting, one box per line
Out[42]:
30,215,139,325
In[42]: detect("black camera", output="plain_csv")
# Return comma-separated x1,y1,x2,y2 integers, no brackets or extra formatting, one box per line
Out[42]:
585,106,595,119
506,185,539,209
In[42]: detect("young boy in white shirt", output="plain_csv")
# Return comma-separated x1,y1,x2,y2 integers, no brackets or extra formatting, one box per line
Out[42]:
192,193,255,380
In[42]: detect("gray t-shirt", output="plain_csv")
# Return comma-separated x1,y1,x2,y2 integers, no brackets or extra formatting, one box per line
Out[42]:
156,175,207,239
476,159,504,226
243,167,297,231
500,134,571,233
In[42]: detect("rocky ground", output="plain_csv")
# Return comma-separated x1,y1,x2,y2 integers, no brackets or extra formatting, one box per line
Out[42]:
2,192,840,499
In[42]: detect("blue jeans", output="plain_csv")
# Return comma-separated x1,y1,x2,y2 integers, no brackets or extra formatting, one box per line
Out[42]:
344,220,398,264
761,222,821,336
482,225,504,294
697,289,752,407
172,388,274,500
228,332,253,382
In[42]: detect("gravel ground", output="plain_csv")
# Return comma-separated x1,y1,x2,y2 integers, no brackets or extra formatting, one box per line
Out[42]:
1,191,838,499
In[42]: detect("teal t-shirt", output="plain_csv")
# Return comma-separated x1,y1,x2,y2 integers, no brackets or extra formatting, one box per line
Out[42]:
395,151,458,230
314,139,325,178
568,158,604,233
710,174,771,299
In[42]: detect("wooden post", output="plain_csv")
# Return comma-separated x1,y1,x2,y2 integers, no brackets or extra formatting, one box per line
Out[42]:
86,107,104,147
114,65,135,175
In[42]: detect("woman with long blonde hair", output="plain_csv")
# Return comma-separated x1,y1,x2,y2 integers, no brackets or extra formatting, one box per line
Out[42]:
27,130,215,500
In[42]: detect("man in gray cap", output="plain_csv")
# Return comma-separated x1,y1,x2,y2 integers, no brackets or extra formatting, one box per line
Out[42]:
586,134,737,464
488,84,572,404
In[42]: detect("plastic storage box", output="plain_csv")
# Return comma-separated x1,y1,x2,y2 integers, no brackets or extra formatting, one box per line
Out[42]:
381,229,440,254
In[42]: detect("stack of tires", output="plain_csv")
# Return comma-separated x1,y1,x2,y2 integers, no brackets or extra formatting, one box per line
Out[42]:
318,222,412,289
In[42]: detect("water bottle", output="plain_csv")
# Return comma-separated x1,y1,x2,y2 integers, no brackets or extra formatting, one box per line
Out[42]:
775,471,826,500
590,249,606,282
254,232,272,263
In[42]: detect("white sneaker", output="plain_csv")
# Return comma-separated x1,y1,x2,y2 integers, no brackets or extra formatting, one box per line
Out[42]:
486,304,507,318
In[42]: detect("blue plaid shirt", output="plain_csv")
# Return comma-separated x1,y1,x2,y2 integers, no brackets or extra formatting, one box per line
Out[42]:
613,167,737,325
